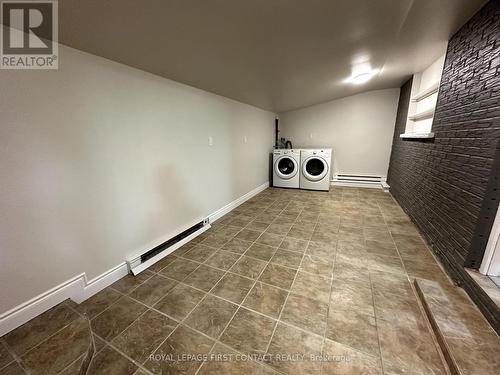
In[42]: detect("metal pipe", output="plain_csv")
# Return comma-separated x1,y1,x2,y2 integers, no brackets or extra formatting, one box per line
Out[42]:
275,118,279,148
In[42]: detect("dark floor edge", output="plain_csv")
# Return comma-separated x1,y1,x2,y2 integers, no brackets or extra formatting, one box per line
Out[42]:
414,279,458,375
411,279,454,375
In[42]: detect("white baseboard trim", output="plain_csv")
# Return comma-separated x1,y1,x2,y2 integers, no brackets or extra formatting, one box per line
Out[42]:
0,180,270,336
209,181,270,223
0,262,128,336
73,262,129,303
331,180,383,189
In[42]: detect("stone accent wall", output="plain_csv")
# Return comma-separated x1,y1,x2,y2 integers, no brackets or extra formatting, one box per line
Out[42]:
388,0,500,273
387,0,500,333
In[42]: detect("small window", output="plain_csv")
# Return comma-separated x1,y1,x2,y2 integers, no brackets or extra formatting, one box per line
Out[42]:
400,52,446,140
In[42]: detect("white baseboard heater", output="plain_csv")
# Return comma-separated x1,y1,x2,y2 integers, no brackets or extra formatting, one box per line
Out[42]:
332,174,390,191
126,218,211,275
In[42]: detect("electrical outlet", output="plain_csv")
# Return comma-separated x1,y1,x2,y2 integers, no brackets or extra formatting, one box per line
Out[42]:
309,133,314,139
208,136,213,146
244,136,248,143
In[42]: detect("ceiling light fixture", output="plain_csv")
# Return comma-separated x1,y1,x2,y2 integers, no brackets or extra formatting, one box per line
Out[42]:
345,61,378,85
350,72,373,84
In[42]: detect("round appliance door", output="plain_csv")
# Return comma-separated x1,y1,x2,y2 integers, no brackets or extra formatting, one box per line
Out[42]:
275,156,298,180
302,156,328,181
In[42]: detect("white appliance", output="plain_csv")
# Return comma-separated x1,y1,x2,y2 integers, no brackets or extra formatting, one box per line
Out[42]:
273,149,300,189
300,149,332,191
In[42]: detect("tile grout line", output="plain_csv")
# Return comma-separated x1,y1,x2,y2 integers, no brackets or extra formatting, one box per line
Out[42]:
56,352,88,375
368,262,387,374
380,191,450,279
373,194,450,374
3,309,85,373
238,201,303,354
194,194,298,374
177,238,326,279
5,188,415,375
319,229,338,375
0,338,24,373
138,195,290,374
93,332,158,375
115,205,303,311
89,201,272,374
62,251,215,373
68,200,284,372
328,190,394,372
263,206,316,356
192,199,297,375
323,188,360,373
63,297,160,374
384,198,412,284
137,225,268,372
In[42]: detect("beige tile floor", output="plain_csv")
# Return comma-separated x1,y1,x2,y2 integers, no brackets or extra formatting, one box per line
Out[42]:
1,187,457,375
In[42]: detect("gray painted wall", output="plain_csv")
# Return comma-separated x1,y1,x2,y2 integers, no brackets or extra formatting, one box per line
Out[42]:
279,89,400,178
0,45,275,313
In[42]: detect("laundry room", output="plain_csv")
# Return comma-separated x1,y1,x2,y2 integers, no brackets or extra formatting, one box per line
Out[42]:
273,87,401,190
1,1,499,374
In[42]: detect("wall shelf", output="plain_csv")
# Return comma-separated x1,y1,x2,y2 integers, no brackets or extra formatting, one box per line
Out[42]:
412,82,440,102
408,108,435,121
400,132,435,139
404,53,445,138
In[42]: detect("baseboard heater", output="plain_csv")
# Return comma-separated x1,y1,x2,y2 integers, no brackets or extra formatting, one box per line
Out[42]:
127,218,211,276
332,174,390,191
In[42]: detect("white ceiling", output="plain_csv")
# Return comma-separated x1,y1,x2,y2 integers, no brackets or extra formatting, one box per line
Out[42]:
59,0,487,112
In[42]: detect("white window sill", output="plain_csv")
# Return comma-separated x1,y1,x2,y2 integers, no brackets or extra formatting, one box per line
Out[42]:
400,132,435,139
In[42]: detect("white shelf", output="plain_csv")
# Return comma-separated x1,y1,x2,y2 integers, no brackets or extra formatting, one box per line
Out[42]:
400,132,435,139
411,82,440,102
408,108,435,121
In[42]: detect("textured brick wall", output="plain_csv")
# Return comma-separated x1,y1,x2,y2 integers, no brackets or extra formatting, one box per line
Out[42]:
387,0,500,279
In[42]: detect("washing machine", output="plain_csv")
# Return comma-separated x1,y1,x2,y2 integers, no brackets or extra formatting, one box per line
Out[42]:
272,149,300,189
300,149,332,191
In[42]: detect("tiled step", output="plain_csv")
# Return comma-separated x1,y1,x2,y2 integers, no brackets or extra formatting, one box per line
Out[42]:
415,278,500,375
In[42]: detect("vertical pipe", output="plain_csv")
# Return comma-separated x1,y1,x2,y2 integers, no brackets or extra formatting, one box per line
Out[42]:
275,117,279,149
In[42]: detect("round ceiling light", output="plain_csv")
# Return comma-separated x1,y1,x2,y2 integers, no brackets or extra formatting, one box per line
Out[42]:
350,72,373,84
